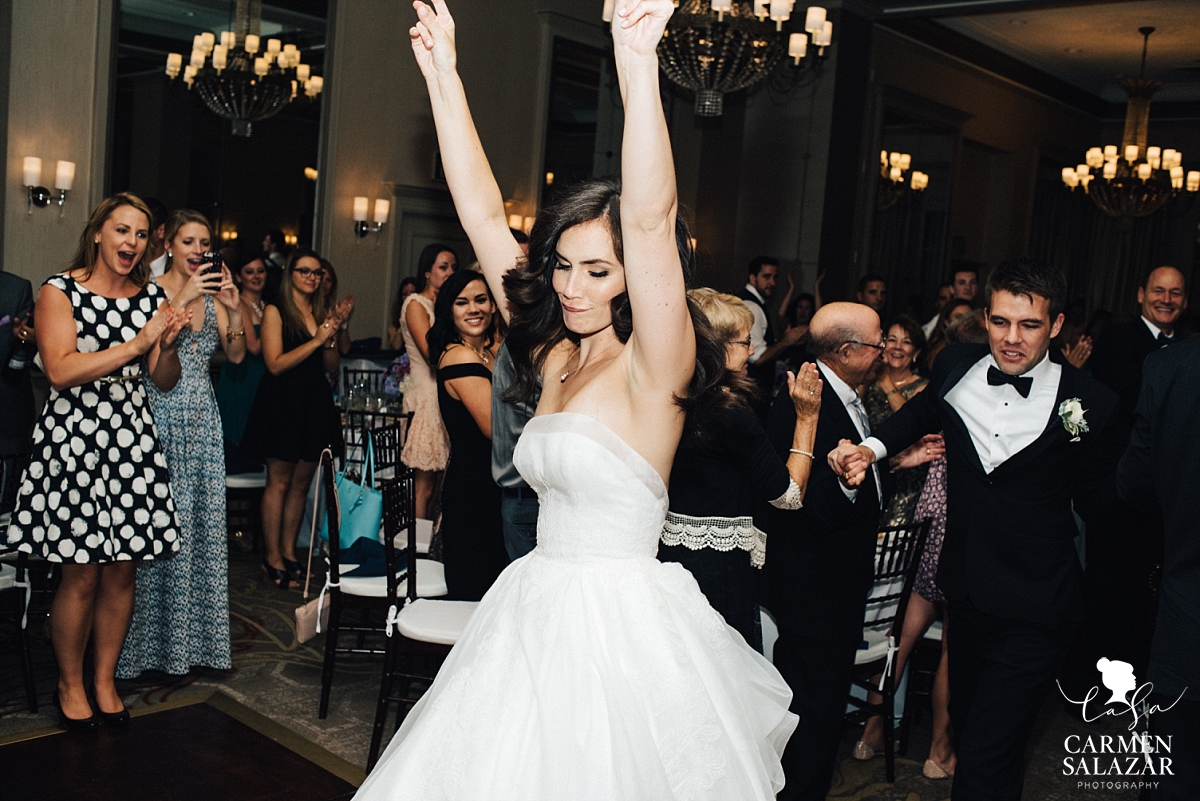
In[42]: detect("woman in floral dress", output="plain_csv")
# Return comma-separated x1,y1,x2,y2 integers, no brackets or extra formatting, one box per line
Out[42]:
6,194,189,729
118,210,246,678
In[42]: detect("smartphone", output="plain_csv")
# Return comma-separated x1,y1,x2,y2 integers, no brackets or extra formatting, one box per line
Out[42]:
200,251,223,276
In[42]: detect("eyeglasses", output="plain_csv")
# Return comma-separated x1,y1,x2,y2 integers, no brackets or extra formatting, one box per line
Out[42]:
844,340,886,352
293,268,326,278
727,338,753,348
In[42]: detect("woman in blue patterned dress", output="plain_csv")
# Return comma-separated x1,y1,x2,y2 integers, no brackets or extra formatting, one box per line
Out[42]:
118,210,246,679
6,194,189,729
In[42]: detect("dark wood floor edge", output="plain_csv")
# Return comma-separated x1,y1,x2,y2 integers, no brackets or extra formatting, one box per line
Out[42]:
204,692,366,787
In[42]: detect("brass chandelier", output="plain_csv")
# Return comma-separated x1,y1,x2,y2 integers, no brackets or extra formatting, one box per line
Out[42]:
1062,27,1198,218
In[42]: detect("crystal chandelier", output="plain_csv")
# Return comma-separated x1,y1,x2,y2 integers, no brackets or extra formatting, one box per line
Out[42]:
1062,27,1199,218
163,0,323,137
876,150,928,211
606,0,832,117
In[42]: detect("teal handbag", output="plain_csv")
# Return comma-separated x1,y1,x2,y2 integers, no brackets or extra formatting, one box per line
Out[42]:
319,433,383,550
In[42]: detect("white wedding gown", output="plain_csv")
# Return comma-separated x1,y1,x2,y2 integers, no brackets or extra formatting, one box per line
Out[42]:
355,413,797,800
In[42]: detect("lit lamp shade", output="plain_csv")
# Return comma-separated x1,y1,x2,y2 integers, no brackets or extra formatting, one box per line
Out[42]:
244,34,260,54
788,33,807,62
297,64,310,81
1085,147,1103,168
889,166,902,183
254,58,269,76
200,32,215,51
192,34,205,52
54,160,75,191
22,157,41,187
1103,145,1118,159
804,6,825,33
888,151,900,167
213,45,227,70
1075,164,1089,177
880,150,889,167
267,38,282,54
754,0,769,17
770,0,792,23
898,153,911,171
1125,145,1139,163
353,197,369,222
507,213,523,230
1102,161,1117,180
373,198,390,225
815,20,833,47
1187,171,1200,192
1061,167,1076,187
1137,163,1152,180
308,76,324,94
190,49,206,68
1169,166,1183,189
1146,146,1161,169
165,52,183,76
220,31,236,49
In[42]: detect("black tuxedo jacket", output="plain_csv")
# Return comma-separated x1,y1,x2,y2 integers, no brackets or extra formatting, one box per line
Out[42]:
1117,336,1200,696
761,362,887,642
873,344,1120,625
1090,317,1163,430
0,272,36,454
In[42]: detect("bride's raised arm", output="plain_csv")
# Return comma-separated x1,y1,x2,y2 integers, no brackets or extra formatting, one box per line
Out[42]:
408,0,524,321
611,2,694,395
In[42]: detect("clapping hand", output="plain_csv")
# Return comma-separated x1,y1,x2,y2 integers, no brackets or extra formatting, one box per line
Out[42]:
1062,335,1093,369
611,1,674,58
828,438,874,487
160,305,193,351
787,362,823,419
137,303,192,355
409,0,457,79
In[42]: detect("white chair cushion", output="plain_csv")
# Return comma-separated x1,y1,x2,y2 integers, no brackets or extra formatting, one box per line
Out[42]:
0,562,15,591
855,626,892,665
337,558,447,599
415,518,432,555
226,470,268,489
395,598,477,645
760,606,779,664
924,620,943,642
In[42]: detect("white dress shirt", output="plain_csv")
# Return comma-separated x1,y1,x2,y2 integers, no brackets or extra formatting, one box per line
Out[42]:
149,253,168,278
744,284,769,363
921,314,938,340
1141,315,1167,341
863,351,1062,474
818,361,882,504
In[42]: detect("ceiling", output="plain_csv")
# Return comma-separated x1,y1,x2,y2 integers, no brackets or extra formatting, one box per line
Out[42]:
934,0,1200,104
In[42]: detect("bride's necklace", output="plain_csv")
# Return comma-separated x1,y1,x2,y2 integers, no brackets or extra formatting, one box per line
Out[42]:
465,341,491,364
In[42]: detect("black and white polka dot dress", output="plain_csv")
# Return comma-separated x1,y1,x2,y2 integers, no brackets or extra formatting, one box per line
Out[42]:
5,274,180,563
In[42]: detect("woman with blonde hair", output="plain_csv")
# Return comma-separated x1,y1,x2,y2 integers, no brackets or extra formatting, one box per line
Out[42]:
6,193,189,729
117,209,246,679
240,250,351,588
658,288,823,650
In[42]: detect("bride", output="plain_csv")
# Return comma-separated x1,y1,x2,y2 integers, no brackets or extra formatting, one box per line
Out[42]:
355,2,798,798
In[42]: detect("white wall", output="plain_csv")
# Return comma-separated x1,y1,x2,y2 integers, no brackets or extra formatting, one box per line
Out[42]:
3,0,113,287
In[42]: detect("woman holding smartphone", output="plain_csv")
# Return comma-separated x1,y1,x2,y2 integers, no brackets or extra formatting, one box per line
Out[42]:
240,250,351,588
118,210,246,679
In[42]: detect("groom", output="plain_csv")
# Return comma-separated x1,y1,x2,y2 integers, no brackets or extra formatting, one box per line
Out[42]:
832,259,1120,801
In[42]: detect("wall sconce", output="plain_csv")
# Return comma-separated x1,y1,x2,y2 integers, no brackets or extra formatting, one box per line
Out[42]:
220,229,239,241
303,166,318,181
23,158,75,216
354,196,389,240
506,213,535,234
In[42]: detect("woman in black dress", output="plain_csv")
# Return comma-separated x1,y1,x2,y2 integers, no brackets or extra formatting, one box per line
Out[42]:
6,194,189,729
427,269,508,601
240,250,352,588
658,288,823,651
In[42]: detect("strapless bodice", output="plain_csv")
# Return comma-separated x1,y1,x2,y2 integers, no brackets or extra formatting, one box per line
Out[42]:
513,413,668,560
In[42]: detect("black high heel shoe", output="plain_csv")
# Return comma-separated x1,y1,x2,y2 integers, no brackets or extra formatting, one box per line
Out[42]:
261,559,294,590
282,557,307,582
97,705,131,726
54,692,100,733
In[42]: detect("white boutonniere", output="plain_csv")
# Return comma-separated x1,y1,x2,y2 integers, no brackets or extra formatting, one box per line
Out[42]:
1058,398,1089,441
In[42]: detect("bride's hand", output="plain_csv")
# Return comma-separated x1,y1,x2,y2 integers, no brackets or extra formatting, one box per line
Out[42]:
409,0,457,80
612,0,674,59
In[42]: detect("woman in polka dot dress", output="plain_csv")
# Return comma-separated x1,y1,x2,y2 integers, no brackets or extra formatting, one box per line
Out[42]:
6,194,190,730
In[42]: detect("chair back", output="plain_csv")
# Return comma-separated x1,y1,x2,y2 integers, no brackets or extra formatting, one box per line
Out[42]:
342,411,413,480
320,450,343,579
343,367,387,405
380,468,418,603
863,521,931,636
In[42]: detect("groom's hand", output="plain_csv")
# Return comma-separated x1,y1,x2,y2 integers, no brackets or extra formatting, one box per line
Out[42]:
828,439,874,488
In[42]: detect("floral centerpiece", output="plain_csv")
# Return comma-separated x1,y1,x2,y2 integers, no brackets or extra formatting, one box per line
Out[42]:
383,353,412,398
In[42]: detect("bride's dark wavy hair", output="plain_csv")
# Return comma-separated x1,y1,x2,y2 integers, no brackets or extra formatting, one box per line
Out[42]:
502,177,728,421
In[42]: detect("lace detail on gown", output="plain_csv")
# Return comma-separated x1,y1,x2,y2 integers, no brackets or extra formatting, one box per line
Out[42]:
661,512,769,569
355,413,796,801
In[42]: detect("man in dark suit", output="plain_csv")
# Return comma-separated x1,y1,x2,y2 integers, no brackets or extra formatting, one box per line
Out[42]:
0,270,37,512
834,259,1121,801
1063,266,1187,698
1117,335,1199,801
740,256,804,421
763,301,893,800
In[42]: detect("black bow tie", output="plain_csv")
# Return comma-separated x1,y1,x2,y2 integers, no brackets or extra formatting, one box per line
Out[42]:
1156,332,1175,347
987,366,1032,398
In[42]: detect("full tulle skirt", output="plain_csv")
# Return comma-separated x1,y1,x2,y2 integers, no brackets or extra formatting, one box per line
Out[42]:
355,550,796,801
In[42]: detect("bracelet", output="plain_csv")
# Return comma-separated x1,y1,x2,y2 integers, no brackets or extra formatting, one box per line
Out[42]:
789,449,814,459
226,329,245,344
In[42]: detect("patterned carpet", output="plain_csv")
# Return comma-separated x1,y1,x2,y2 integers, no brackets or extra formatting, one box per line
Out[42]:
0,550,1141,798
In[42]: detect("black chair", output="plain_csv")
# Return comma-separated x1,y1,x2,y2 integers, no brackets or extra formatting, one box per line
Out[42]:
0,550,38,712
844,520,931,783
316,454,448,720
342,367,388,411
342,410,412,479
366,475,478,770
898,618,944,756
